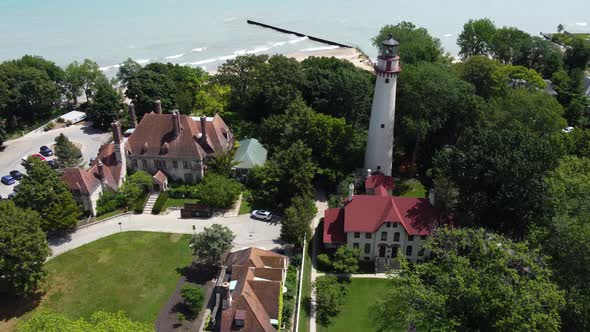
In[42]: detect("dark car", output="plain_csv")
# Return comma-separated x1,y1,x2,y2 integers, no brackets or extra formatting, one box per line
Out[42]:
9,170,22,180
1,175,16,185
46,159,58,169
8,192,16,199
13,184,20,192
40,145,53,157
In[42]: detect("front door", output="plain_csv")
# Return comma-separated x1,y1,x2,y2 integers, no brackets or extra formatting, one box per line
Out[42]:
379,245,386,257
391,246,398,258
153,184,160,192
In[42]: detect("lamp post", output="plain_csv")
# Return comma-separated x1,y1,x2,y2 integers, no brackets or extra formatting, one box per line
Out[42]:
118,222,122,232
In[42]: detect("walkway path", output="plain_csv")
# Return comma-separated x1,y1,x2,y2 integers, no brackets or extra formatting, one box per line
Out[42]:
309,192,328,332
315,272,392,279
48,210,282,260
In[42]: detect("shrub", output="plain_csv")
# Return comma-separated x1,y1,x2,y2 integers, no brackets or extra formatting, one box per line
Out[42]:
44,122,55,131
132,192,149,213
281,265,299,329
152,192,168,214
169,185,193,199
316,254,332,271
193,173,242,210
181,284,205,317
314,275,348,326
56,117,65,123
177,312,185,323
332,246,360,274
96,191,125,216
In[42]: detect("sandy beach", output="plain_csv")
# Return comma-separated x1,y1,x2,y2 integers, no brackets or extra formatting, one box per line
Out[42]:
287,47,374,71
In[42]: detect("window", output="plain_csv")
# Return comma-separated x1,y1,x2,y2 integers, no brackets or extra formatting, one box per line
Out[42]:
417,259,423,264
141,159,147,168
392,223,398,228
380,124,385,128
155,160,165,168
421,235,427,241
354,232,360,238
132,159,138,168
183,161,189,169
365,233,372,239
408,235,414,242
364,243,371,254
381,232,387,241
364,257,370,261
418,248,425,257
394,232,400,241
385,78,390,84
173,161,178,169
376,166,381,170
184,173,193,183
386,222,391,228
353,243,359,249
406,245,413,256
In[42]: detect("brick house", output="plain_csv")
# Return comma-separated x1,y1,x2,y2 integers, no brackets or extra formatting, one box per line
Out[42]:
323,173,440,271
125,103,233,184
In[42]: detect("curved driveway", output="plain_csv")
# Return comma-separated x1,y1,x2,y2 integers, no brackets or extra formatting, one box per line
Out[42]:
48,211,283,260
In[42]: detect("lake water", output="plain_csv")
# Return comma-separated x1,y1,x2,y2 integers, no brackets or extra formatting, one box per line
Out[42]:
0,0,588,75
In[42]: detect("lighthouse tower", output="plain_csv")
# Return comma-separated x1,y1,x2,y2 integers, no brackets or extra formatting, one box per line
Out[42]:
364,34,401,176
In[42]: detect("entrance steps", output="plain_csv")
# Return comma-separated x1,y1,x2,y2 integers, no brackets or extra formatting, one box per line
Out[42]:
143,193,159,214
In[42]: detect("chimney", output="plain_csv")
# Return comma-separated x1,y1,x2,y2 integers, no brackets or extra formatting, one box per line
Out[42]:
200,116,207,141
221,281,232,309
367,169,372,178
128,104,137,128
172,110,180,138
111,121,122,144
155,99,162,114
97,160,105,180
429,188,436,207
348,183,355,201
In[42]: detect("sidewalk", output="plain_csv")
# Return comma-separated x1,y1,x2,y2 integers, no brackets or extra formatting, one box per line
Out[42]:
309,192,328,332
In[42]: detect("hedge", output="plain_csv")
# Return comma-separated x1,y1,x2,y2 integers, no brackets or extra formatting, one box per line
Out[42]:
133,192,149,214
152,192,169,215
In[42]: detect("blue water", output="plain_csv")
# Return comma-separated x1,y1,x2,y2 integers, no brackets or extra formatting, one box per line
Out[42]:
1,0,588,74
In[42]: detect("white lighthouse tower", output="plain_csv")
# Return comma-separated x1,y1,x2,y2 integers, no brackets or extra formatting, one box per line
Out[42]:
364,34,401,176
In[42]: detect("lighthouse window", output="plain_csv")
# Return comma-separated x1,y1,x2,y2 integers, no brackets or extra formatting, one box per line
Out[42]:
385,78,390,83
381,124,385,128
377,166,381,170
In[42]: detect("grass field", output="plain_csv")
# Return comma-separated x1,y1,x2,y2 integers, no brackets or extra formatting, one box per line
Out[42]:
33,232,192,324
238,199,251,215
395,178,427,198
95,208,126,221
318,278,392,332
163,198,198,211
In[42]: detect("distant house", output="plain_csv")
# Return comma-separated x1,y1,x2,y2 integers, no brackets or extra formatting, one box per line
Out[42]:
61,123,126,216
212,247,287,332
323,173,440,272
125,103,233,185
232,138,268,179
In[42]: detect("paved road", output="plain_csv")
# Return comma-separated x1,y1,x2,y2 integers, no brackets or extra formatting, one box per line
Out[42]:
48,210,283,260
0,123,110,198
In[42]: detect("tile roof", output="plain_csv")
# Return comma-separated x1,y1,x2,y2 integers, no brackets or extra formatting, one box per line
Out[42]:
61,167,100,194
221,248,287,332
365,173,395,191
61,143,123,194
152,169,168,183
323,195,439,243
126,113,232,159
234,138,268,169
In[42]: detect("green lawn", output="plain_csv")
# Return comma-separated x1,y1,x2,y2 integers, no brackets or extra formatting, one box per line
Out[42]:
318,278,392,332
34,232,192,324
238,199,251,215
298,240,312,332
163,198,198,211
395,178,427,198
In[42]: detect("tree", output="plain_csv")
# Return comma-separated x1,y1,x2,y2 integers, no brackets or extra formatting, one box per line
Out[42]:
300,56,374,128
18,310,152,332
564,36,590,70
0,200,50,296
457,55,504,98
431,175,458,224
280,196,317,247
116,58,142,87
314,276,348,326
457,18,497,58
206,150,239,177
64,59,107,103
489,27,533,64
552,68,589,126
86,82,122,130
331,246,360,274
14,158,80,232
557,24,565,33
181,284,205,317
54,133,82,167
372,22,444,65
118,171,152,207
194,83,230,115
193,173,242,210
189,224,235,265
371,228,564,332
0,121,6,147
248,140,316,210
434,129,560,236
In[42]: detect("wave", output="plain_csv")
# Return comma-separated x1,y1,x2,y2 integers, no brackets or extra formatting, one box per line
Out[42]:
288,36,309,44
136,59,150,64
190,47,207,53
575,22,588,27
165,53,185,60
444,33,453,37
223,17,237,22
99,64,120,71
299,45,340,52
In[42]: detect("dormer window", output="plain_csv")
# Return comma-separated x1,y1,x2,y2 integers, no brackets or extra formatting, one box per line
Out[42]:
234,310,246,327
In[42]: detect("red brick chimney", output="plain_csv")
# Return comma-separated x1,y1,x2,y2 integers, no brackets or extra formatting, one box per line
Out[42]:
97,160,105,180
111,121,122,144
155,99,162,114
200,116,207,141
128,104,137,128
172,110,181,138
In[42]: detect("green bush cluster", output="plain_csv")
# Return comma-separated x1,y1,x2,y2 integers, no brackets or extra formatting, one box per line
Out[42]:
168,185,198,199
181,283,205,319
281,264,299,329
133,192,149,214
152,192,169,214
96,191,125,216
316,254,332,271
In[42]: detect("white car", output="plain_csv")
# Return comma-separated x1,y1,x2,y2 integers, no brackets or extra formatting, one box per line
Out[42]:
251,210,272,221
563,126,574,133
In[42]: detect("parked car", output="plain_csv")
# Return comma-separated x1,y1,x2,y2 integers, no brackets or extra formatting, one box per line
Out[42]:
46,159,58,169
8,192,16,199
251,210,272,221
40,145,53,156
9,170,22,180
1,175,16,185
563,126,574,133
13,184,20,192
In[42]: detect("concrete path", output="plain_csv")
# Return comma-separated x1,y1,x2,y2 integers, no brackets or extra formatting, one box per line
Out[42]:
309,192,328,332
48,210,283,260
315,272,392,279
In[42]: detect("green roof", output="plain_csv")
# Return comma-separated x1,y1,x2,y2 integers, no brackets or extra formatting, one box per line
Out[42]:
233,139,268,169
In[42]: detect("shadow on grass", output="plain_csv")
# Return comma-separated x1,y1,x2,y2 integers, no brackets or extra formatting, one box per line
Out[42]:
0,291,44,323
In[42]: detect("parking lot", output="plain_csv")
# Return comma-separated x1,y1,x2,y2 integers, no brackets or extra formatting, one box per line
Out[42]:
0,123,111,198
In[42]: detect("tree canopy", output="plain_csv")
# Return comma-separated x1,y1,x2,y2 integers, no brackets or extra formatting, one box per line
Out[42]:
18,310,152,332
280,195,317,247
189,224,235,265
372,228,564,331
372,22,444,64
86,82,122,130
54,133,83,168
0,200,50,296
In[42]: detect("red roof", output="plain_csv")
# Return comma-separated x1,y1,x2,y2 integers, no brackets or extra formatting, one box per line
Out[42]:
365,173,395,191
323,208,346,244
323,195,438,243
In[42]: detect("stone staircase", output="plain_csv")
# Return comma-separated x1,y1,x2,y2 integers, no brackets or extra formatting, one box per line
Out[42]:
375,257,400,273
143,193,159,214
